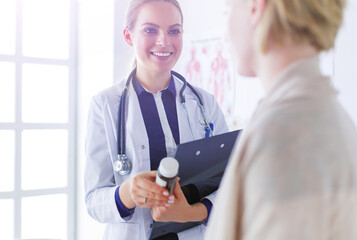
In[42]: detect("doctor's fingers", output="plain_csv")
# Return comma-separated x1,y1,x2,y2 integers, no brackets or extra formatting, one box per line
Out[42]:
130,184,170,203
131,174,170,198
133,171,157,183
133,194,169,208
130,171,172,206
131,183,171,207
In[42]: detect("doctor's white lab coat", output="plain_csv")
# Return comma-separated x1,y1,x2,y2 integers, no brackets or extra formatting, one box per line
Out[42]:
85,76,228,240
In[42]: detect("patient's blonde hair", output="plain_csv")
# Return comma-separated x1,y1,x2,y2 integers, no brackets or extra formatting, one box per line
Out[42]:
256,0,346,53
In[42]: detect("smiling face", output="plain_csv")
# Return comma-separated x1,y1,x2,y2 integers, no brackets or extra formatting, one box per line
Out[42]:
124,1,183,75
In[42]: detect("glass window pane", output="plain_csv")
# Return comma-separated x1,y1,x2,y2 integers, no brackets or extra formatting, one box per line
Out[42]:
0,130,15,191
22,194,67,240
22,64,68,123
22,130,68,190
0,0,16,55
0,199,14,240
23,0,70,59
0,62,15,122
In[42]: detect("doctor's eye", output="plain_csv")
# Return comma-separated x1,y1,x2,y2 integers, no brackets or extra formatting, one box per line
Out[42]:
144,28,157,34
169,29,181,35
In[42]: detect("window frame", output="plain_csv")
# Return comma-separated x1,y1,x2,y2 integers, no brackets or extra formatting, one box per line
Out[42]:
0,0,78,239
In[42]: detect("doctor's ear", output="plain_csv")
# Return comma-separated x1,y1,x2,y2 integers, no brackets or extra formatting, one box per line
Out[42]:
123,28,133,46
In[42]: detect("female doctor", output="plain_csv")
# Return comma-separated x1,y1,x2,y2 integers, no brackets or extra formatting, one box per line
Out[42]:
84,0,228,239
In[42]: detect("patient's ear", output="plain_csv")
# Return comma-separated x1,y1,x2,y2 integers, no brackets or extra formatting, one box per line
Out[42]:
123,28,133,46
251,0,266,27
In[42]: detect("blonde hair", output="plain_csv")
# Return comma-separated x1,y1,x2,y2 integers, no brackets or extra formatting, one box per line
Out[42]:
126,0,183,30
125,0,183,70
256,0,346,53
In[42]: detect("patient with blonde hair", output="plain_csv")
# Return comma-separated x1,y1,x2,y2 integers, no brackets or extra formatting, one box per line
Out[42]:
206,0,357,239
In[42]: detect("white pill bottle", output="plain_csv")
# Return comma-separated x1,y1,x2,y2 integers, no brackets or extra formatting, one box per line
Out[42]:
155,157,179,194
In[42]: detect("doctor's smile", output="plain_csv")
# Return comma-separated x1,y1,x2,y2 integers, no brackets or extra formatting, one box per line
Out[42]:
151,52,172,57
150,51,174,61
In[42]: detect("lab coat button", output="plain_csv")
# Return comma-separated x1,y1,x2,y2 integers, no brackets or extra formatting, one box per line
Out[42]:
141,145,145,149
150,223,153,228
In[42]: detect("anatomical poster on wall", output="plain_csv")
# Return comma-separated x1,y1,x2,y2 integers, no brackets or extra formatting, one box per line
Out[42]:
181,38,237,128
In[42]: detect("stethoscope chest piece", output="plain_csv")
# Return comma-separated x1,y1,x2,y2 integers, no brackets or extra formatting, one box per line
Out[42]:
113,154,131,175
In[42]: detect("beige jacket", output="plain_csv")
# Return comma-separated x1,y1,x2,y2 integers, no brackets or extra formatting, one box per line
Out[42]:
205,56,357,240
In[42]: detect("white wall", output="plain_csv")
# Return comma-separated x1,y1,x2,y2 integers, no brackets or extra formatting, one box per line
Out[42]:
77,0,114,239
114,0,133,81
334,1,357,125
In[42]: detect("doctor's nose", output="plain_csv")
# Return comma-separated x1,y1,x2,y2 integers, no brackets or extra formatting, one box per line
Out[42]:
156,32,170,47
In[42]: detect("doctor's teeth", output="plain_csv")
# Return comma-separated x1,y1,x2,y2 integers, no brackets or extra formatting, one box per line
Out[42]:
153,52,170,57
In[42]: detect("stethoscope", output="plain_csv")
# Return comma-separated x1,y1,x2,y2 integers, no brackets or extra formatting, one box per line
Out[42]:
113,68,214,175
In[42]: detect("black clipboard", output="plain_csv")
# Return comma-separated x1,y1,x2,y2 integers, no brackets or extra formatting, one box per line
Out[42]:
176,129,241,185
149,130,241,239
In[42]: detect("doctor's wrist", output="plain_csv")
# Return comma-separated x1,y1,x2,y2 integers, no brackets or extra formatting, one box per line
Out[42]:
115,186,135,218
186,202,208,222
119,179,136,209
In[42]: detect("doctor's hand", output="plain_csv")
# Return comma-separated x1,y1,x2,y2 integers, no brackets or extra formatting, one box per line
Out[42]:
151,178,208,223
120,171,173,209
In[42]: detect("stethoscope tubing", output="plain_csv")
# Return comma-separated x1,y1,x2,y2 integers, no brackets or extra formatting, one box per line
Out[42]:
115,68,213,174
118,69,136,155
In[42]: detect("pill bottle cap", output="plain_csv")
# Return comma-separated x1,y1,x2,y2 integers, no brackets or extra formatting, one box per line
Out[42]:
158,157,179,178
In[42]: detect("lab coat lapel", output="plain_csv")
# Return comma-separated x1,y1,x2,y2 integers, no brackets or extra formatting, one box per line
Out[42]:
104,84,121,163
174,77,202,144
126,82,151,172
